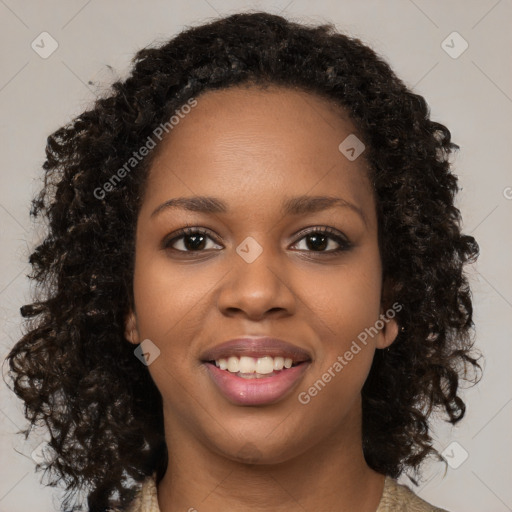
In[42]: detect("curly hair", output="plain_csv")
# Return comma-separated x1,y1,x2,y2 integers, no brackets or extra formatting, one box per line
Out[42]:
6,11,481,511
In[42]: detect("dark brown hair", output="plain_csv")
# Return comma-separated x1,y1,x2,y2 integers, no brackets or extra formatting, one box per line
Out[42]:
6,11,481,511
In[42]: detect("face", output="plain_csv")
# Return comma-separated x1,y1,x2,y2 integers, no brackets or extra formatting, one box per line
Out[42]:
125,84,398,464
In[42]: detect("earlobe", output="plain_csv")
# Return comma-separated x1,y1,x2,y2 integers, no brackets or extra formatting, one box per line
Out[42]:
378,279,400,350
376,316,399,350
124,311,140,345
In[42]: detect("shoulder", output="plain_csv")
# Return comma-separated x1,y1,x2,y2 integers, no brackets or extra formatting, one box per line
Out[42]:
124,474,160,512
123,474,451,512
377,476,451,512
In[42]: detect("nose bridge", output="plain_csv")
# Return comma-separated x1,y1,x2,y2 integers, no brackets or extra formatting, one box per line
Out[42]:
216,233,295,317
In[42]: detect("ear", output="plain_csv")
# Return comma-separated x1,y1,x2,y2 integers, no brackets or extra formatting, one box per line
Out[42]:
377,277,400,349
375,310,399,349
124,310,141,345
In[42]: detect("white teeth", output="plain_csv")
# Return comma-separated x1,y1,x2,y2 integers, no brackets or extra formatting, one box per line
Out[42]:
213,355,300,373
238,372,276,379
273,356,284,370
227,356,239,373
256,356,274,374
239,356,255,373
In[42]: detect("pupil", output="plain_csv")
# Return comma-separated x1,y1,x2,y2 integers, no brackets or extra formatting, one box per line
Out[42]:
307,234,327,251
185,234,206,251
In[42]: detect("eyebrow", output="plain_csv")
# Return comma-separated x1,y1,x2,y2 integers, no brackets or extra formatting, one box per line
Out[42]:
150,194,366,224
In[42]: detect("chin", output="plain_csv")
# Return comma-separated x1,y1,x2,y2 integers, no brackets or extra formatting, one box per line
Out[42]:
212,435,310,466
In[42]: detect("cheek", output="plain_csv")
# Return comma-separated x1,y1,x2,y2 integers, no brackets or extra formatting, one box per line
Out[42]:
132,251,212,340
297,250,382,401
131,253,210,412
305,253,383,348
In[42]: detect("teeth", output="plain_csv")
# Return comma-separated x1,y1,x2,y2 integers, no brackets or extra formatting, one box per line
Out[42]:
256,356,274,374
238,372,276,379
214,356,296,373
273,356,284,370
239,356,256,373
227,356,239,373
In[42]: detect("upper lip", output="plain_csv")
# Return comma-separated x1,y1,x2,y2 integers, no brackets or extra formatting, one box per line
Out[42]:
200,337,312,363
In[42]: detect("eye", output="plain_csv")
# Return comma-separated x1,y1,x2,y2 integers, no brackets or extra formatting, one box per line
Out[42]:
162,227,222,253
162,225,351,256
291,226,351,254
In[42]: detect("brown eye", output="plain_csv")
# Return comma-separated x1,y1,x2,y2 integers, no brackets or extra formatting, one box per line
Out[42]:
292,227,351,254
163,228,222,252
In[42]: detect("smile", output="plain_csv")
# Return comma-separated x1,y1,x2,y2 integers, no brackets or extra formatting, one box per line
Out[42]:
214,355,297,373
203,358,311,405
200,337,312,405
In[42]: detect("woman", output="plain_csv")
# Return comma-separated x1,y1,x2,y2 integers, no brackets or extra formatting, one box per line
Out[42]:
6,11,481,512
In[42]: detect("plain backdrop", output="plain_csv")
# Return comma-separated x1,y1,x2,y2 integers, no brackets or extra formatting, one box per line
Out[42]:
0,1,511,511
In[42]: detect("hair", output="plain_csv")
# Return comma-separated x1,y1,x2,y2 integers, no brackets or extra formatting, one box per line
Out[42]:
6,11,481,512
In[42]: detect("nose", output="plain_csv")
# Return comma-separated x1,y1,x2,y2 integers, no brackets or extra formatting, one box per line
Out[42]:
216,238,297,321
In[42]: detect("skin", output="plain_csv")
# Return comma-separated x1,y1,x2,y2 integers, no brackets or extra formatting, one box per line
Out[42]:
125,84,398,512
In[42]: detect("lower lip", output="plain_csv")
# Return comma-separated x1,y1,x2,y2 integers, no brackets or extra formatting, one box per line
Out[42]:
204,362,311,406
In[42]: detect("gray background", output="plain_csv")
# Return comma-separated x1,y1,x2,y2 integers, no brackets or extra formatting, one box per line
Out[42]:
1,1,511,511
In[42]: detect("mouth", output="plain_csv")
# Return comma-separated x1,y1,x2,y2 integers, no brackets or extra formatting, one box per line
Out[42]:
200,337,312,405
205,355,306,377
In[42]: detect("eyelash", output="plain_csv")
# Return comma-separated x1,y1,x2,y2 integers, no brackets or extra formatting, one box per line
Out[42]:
161,225,352,256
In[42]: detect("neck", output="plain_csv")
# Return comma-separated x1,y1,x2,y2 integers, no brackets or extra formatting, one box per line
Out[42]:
156,402,386,512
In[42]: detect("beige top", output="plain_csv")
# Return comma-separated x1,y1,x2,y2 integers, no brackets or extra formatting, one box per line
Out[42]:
124,474,449,511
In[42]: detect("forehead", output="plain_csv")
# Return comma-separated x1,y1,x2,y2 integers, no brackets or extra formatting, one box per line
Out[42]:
141,84,374,222
158,84,358,156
